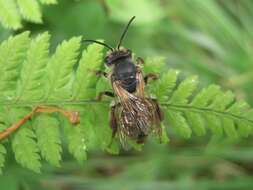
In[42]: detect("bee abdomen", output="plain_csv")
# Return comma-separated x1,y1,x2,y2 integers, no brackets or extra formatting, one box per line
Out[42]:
120,100,153,143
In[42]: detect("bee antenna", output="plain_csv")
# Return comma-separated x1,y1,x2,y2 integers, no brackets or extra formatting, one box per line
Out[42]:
117,16,136,49
82,39,114,51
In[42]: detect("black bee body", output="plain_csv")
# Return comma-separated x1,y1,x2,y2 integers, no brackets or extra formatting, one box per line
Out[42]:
106,50,137,93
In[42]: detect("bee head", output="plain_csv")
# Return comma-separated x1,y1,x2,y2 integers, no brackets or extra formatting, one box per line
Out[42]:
104,48,132,66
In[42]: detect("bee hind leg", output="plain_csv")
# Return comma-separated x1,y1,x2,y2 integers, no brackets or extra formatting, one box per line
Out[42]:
96,91,115,101
144,73,158,84
151,98,164,121
150,98,164,142
107,105,118,147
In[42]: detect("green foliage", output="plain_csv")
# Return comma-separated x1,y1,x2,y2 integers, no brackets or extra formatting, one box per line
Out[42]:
106,0,165,24
0,32,252,174
146,58,253,140
34,115,62,166
12,128,41,172
40,0,57,5
46,37,81,100
0,32,30,100
64,121,87,164
0,0,57,29
0,144,6,174
17,32,50,101
16,0,42,23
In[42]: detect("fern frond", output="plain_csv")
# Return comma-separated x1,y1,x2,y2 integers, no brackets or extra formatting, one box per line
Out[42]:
16,0,42,23
0,32,252,173
0,0,21,29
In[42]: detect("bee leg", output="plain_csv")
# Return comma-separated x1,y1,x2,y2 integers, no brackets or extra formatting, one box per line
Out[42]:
110,105,118,138
144,73,158,84
108,105,118,147
0,106,80,141
151,98,164,122
96,91,115,101
136,57,159,84
96,70,108,78
151,99,164,142
136,57,145,65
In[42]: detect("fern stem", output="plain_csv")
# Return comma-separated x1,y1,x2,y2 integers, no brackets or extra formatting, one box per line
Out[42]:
0,100,252,125
163,103,253,125
0,100,105,107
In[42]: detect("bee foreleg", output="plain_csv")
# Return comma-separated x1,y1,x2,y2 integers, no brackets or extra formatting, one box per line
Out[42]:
136,57,145,65
96,70,108,78
144,73,158,84
96,91,115,101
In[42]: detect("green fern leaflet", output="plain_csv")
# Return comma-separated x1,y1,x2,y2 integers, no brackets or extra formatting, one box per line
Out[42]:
0,0,57,29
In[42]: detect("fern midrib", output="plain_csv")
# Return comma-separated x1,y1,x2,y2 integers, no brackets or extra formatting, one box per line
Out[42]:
162,103,253,124
0,100,252,125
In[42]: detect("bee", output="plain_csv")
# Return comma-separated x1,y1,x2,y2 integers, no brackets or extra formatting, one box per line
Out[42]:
84,16,164,146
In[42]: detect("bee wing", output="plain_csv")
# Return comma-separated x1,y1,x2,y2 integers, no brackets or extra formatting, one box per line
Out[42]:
135,68,145,97
113,104,131,150
113,81,152,136
112,80,164,144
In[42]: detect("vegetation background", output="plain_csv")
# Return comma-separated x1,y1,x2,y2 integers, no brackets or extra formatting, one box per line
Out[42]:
1,0,253,189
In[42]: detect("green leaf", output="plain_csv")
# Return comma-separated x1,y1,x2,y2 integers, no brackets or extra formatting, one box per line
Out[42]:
167,111,191,139
72,42,104,100
40,0,57,5
106,0,165,24
0,144,6,174
12,128,41,172
170,75,199,104
17,32,50,101
144,56,166,74
34,115,62,167
64,122,87,164
0,0,21,29
190,85,221,106
160,123,170,144
16,0,42,23
185,112,206,136
0,32,30,100
186,85,221,136
46,37,81,100
150,69,179,101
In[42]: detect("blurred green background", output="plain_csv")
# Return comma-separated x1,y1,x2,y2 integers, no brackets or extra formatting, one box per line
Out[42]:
1,0,253,189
